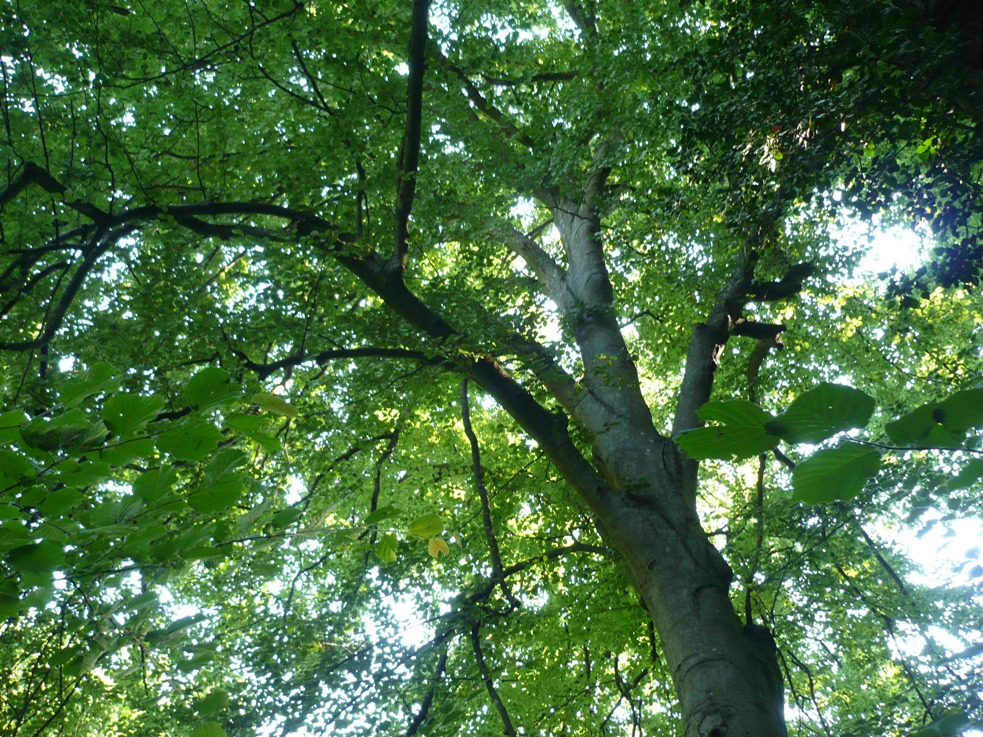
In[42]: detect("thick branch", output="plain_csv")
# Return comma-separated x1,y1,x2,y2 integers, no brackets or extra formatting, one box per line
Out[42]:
0,227,116,350
339,248,611,511
394,0,431,265
497,222,573,310
0,161,67,206
672,255,814,497
1,196,612,516
232,345,437,380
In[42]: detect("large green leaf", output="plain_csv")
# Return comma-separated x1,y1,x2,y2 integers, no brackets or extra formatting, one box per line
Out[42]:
133,466,179,502
190,722,228,737
59,362,120,407
185,367,241,410
935,388,983,435
407,512,445,539
376,533,399,563
677,400,778,460
103,392,165,437
0,450,35,486
885,403,939,446
765,383,875,444
156,422,224,461
5,540,65,575
20,410,108,453
188,479,247,514
792,442,881,503
252,392,299,418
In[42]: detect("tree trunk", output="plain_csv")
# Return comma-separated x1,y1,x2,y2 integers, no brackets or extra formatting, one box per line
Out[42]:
590,431,787,737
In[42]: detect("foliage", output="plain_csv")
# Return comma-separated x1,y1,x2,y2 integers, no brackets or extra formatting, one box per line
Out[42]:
1,0,982,735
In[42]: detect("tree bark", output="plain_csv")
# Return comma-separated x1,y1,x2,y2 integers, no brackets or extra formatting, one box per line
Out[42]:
535,199,788,737
587,431,787,737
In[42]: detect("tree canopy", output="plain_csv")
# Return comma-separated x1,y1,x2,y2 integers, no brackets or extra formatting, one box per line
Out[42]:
1,0,982,736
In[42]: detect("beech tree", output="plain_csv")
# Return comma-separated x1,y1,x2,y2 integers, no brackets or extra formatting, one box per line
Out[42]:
1,1,982,736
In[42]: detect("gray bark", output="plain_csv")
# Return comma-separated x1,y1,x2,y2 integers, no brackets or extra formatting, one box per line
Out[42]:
517,195,789,737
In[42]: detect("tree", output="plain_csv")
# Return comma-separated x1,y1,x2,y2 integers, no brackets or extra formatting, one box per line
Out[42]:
1,0,982,736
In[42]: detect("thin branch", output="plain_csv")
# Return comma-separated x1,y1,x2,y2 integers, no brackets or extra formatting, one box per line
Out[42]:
433,49,537,149
404,646,449,737
461,379,520,609
470,620,518,736
853,519,910,597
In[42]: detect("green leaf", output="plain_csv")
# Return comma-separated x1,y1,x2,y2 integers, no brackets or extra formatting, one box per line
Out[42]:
677,400,778,460
911,711,973,737
51,459,112,487
133,466,178,501
195,690,230,716
185,367,241,410
156,422,224,461
223,413,265,433
886,390,983,448
5,540,65,574
0,521,33,551
100,437,157,466
203,448,247,483
190,722,227,737
103,393,165,437
188,478,247,513
21,411,108,453
792,442,881,503
0,410,28,446
271,507,303,528
935,388,983,434
885,403,939,446
0,450,35,485
38,488,85,516
364,505,401,526
60,362,120,407
376,533,398,563
945,458,983,492
766,383,875,444
252,392,299,418
407,513,444,539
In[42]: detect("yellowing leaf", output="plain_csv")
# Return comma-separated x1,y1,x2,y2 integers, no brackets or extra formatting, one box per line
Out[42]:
251,392,299,418
407,513,444,539
428,536,450,558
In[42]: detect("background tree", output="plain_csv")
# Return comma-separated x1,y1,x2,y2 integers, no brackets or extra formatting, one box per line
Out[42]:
1,1,981,736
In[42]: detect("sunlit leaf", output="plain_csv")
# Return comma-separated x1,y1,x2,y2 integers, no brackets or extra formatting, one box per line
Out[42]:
102,392,165,437
190,723,228,737
195,690,230,716
935,389,983,434
252,392,299,418
5,540,65,574
407,513,444,539
376,533,398,563
133,466,178,502
678,401,777,460
428,536,450,558
364,505,401,526
186,367,241,410
792,442,881,503
766,383,875,444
